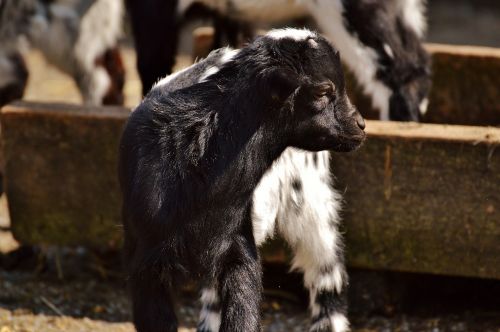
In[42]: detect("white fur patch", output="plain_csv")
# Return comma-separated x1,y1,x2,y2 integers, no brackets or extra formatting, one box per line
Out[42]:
198,66,220,83
383,43,394,59
220,48,240,63
199,310,221,332
154,65,193,89
399,0,427,37
266,28,315,41
200,288,219,304
419,97,429,115
310,300,321,318
199,288,220,332
308,38,319,48
83,66,111,105
252,164,280,246
314,266,344,294
331,313,349,332
253,148,345,288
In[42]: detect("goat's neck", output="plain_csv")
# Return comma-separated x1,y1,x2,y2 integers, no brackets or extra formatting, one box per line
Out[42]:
208,105,287,200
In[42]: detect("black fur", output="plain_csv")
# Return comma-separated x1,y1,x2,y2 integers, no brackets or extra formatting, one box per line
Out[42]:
125,0,180,96
342,0,431,121
119,32,365,332
0,51,28,107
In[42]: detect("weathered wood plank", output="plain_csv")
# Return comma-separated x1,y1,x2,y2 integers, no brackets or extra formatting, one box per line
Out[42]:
1,102,129,248
1,102,499,278
333,121,500,279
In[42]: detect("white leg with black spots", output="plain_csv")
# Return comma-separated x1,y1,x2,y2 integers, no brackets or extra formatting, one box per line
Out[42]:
198,287,221,332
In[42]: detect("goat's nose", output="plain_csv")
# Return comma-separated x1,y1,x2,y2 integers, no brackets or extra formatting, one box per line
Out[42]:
355,112,366,130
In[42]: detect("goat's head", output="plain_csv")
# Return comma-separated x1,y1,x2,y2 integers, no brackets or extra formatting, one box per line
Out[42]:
342,0,431,122
256,29,366,152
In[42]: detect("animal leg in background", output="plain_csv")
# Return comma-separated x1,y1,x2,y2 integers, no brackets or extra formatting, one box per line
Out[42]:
0,50,28,107
125,0,179,95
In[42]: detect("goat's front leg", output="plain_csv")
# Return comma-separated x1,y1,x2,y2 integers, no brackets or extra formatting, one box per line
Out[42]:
218,233,262,332
128,266,178,332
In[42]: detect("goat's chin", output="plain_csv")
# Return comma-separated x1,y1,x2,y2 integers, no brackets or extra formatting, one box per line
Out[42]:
331,140,363,152
292,134,365,152
330,135,366,152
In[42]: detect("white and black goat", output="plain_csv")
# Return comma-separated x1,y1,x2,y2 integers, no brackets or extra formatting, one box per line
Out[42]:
0,0,125,106
126,0,431,121
119,29,366,332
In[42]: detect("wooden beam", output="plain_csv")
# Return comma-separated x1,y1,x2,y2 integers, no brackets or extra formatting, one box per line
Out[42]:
1,102,129,248
2,102,499,279
333,120,500,279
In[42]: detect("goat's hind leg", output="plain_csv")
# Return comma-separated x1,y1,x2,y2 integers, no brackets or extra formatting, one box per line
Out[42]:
198,286,221,332
277,151,349,332
284,218,349,332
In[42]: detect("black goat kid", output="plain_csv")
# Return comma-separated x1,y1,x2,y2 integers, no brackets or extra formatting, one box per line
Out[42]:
119,28,365,332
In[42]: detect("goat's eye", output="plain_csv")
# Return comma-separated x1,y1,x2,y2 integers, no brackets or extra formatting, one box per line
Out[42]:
314,81,335,99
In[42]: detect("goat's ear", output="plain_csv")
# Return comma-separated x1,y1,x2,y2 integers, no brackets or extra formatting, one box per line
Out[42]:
261,67,301,103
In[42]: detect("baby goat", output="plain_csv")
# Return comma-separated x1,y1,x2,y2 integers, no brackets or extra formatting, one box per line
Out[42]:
156,46,350,332
119,28,365,332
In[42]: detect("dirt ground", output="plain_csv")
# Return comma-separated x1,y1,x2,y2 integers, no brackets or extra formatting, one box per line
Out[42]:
1,199,499,332
1,241,500,332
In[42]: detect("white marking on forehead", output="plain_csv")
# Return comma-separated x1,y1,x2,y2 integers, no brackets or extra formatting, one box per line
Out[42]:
266,28,316,41
383,43,394,59
419,97,429,115
198,66,220,83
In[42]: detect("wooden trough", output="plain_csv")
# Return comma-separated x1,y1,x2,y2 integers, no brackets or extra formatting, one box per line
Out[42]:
2,102,499,279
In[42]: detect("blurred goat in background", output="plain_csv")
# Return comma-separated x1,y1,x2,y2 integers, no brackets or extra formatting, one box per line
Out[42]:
127,0,431,122
0,0,125,107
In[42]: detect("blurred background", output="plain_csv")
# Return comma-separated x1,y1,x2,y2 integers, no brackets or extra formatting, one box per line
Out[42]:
18,0,500,106
0,0,499,331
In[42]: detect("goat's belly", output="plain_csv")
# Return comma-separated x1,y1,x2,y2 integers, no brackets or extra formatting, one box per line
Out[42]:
179,0,307,23
229,0,307,23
